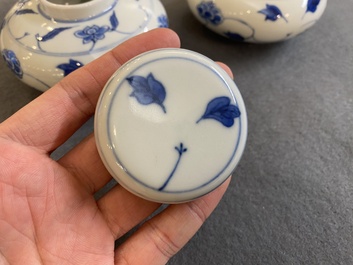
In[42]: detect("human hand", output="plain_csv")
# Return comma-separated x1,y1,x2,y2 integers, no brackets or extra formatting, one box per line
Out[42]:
0,29,231,265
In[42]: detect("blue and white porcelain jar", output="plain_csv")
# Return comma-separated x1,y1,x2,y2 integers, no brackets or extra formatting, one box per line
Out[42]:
187,0,327,43
0,0,168,91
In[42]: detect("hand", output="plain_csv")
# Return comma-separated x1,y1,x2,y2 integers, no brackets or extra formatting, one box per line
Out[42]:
0,29,231,265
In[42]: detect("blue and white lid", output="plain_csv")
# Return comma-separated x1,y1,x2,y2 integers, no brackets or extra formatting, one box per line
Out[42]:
94,48,247,203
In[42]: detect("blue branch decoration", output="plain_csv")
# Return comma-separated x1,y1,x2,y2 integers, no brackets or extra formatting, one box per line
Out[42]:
15,9,37,15
57,59,84,76
158,143,188,191
36,27,73,52
197,96,240,128
126,73,167,113
258,4,288,23
306,0,321,13
36,27,72,42
15,32,30,41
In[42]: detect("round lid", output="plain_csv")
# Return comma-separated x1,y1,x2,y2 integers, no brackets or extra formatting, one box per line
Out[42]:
94,48,247,203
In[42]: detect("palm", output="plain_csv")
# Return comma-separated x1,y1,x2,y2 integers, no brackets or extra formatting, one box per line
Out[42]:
0,29,230,265
0,141,114,264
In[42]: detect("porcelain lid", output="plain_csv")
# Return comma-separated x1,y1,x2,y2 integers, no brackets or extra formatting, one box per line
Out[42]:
94,48,247,203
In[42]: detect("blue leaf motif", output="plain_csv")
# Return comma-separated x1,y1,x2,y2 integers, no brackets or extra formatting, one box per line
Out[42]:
126,73,167,113
197,96,240,128
258,4,288,23
224,31,245,42
36,27,72,42
109,11,119,31
306,0,321,13
15,9,38,15
57,59,84,76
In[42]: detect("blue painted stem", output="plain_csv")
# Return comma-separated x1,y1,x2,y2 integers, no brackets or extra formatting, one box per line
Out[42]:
158,143,187,191
15,32,30,41
89,41,96,52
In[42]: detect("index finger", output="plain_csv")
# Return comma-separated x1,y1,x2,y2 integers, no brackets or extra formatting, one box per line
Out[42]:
0,28,181,153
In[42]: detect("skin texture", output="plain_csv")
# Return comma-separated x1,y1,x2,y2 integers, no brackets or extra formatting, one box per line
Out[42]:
0,28,232,265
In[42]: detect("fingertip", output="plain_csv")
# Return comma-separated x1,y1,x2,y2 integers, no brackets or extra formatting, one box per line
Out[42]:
109,28,181,66
151,28,181,48
217,62,234,79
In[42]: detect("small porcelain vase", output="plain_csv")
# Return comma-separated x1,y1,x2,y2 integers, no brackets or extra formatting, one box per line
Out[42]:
187,0,327,43
0,0,168,91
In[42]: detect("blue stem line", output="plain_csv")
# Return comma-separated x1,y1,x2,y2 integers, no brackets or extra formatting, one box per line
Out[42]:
89,41,96,52
15,32,30,41
158,143,187,191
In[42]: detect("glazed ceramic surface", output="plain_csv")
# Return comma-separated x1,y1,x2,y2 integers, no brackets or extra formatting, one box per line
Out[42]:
187,0,327,43
0,0,168,91
95,48,247,203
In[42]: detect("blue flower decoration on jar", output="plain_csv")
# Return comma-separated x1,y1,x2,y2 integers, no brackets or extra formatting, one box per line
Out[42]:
197,1,223,25
74,25,110,45
57,59,84,77
158,15,169,28
2,49,23,79
224,32,245,42
258,4,288,23
306,0,321,13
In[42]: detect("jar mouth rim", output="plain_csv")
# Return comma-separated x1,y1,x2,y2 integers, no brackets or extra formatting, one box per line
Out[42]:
39,0,116,21
41,0,97,7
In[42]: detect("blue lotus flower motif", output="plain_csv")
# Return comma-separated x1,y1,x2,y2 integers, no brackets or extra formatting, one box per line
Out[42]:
2,49,23,79
259,4,288,23
306,0,321,13
197,1,223,25
74,25,110,45
158,15,169,28
57,59,84,77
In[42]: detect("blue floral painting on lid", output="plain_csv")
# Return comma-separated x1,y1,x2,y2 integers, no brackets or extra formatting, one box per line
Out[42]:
125,72,241,191
127,73,167,113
